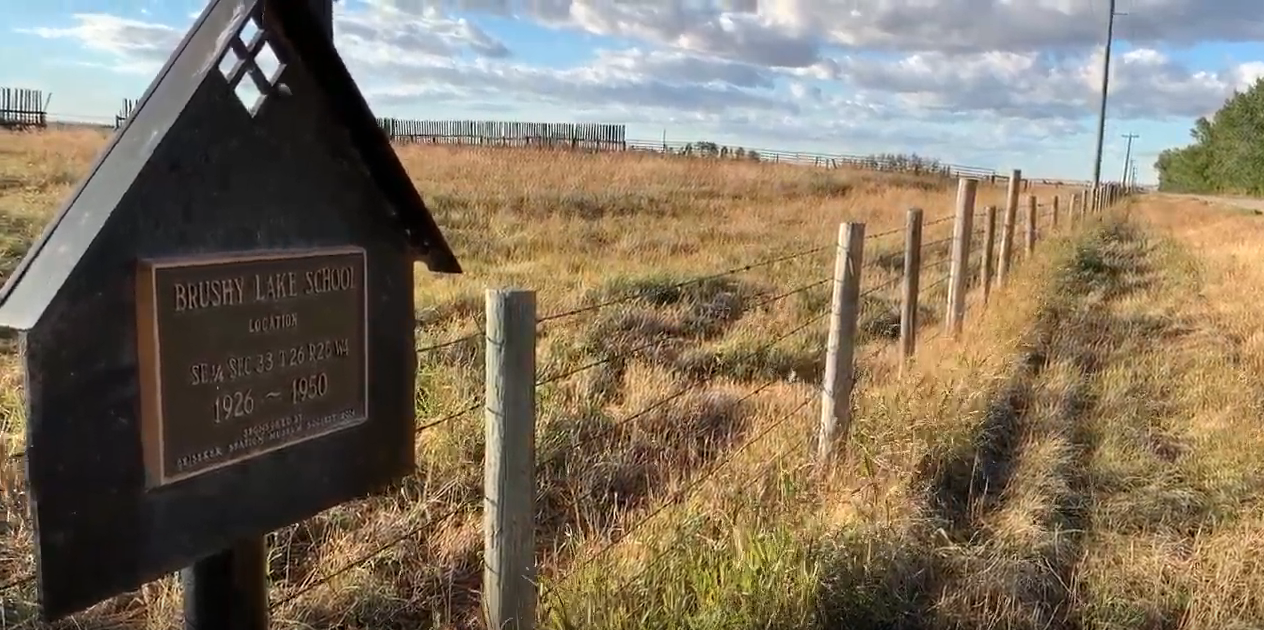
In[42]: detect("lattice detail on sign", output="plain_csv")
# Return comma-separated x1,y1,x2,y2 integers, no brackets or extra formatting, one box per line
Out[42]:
217,6,284,115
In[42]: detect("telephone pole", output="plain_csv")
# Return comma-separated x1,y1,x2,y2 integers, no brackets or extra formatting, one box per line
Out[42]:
1090,0,1124,189
1121,132,1138,187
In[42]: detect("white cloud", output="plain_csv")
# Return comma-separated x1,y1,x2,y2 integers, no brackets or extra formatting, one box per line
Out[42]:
337,0,510,58
509,0,1264,60
18,14,184,74
13,0,1264,180
821,47,1256,122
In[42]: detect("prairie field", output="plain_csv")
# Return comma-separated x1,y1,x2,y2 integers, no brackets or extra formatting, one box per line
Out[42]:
4,126,1261,630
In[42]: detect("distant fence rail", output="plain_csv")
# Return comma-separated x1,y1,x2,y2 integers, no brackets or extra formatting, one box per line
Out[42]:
0,88,48,130
377,119,627,151
114,99,137,130
623,139,1002,181
91,104,1026,185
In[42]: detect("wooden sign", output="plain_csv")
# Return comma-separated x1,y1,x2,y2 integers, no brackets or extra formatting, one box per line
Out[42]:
0,0,459,620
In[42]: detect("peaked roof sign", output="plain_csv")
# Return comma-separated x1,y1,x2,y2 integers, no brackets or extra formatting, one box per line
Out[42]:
0,0,460,619
0,0,461,332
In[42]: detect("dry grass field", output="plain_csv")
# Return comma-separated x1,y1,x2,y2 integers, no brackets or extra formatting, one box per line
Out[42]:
6,126,1258,630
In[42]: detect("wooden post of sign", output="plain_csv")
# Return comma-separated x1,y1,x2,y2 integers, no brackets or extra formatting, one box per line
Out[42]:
981,205,997,305
1051,195,1060,229
182,3,338,628
181,540,268,630
1025,195,1037,256
899,209,923,372
484,289,538,630
945,178,977,339
818,223,865,463
308,0,333,38
997,169,1020,286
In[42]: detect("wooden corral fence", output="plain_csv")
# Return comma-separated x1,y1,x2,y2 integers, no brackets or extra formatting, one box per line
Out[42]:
0,88,48,129
377,119,627,151
98,102,1014,185
114,99,138,130
625,139,1006,183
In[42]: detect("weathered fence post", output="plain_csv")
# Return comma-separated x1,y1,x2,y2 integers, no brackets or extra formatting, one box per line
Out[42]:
484,289,538,630
818,223,865,463
997,169,1021,286
1051,195,1060,229
1071,191,1082,223
981,205,997,305
899,209,923,373
945,178,978,339
1025,195,1037,256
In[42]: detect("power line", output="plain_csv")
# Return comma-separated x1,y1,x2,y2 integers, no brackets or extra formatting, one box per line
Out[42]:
1090,0,1125,188
1120,133,1139,187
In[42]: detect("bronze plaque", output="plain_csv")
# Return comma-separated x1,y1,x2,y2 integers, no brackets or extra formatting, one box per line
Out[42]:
136,247,368,487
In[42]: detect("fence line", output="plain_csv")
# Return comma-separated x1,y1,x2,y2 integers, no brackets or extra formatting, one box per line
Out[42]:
114,99,137,129
371,118,1002,181
377,118,628,151
33,98,1054,185
0,87,48,129
15,97,1115,188
0,180,1134,628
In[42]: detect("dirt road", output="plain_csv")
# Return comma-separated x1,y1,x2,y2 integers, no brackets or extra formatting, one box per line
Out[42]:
1160,192,1264,214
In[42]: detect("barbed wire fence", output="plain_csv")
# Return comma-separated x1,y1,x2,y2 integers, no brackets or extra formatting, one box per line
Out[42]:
0,179,1130,627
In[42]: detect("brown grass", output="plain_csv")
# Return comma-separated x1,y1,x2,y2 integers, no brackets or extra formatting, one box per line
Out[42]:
0,126,1197,630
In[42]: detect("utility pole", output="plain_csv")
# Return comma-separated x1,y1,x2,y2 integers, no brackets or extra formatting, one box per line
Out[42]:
1090,0,1124,189
1121,133,1138,187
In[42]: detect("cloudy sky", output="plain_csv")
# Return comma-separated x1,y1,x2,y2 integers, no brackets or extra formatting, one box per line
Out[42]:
2,0,1262,183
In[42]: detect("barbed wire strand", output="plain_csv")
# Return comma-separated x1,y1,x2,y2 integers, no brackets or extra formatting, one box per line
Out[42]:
416,329,484,356
575,438,805,601
533,276,832,389
268,500,469,611
921,235,954,251
416,399,482,434
535,308,829,471
864,225,904,241
920,272,951,296
551,390,815,588
536,244,833,326
922,257,951,272
748,277,831,309
859,274,903,299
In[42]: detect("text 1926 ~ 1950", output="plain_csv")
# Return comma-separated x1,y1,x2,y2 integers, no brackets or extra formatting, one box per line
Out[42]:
135,247,369,487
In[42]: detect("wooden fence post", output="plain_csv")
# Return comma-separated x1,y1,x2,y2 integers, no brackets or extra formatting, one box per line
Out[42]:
182,540,268,630
818,222,865,463
945,178,978,339
1051,196,1060,229
484,289,538,630
997,169,1021,286
1072,192,1082,223
899,209,923,373
1025,195,1037,256
981,205,997,305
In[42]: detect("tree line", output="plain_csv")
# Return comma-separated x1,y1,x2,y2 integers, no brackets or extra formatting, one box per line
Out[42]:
1156,78,1264,194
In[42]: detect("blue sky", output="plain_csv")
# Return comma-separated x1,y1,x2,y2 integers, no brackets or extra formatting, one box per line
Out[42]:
3,0,1264,184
